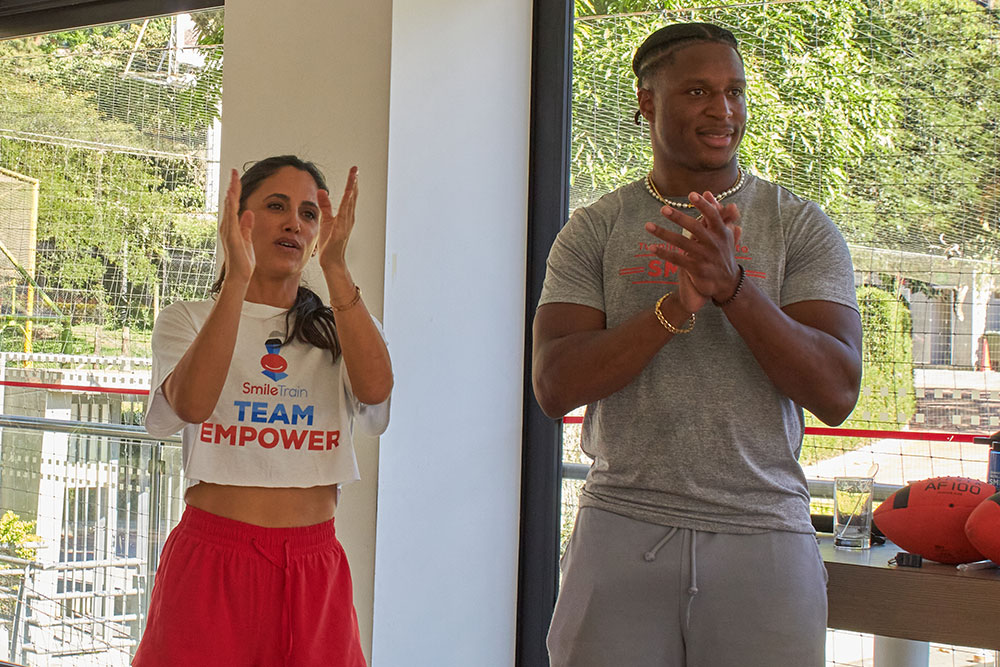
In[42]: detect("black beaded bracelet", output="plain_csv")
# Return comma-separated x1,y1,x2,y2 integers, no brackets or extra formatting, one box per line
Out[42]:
713,264,745,307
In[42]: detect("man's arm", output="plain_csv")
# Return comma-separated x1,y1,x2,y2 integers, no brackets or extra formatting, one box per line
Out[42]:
649,192,863,426
532,292,698,419
534,196,746,419
723,286,862,425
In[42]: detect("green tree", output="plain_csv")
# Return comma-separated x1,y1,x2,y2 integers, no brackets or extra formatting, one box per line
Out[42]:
0,77,205,328
0,511,37,561
182,9,225,130
839,0,1000,257
23,17,223,143
0,23,218,333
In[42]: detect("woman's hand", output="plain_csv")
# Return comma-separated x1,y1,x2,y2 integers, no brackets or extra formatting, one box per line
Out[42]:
220,168,255,288
317,166,359,272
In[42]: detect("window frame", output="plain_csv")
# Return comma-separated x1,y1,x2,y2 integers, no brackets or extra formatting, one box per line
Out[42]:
0,0,221,40
516,0,573,665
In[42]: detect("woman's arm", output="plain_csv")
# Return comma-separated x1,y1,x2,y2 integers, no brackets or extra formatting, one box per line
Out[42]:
318,168,393,405
162,170,253,423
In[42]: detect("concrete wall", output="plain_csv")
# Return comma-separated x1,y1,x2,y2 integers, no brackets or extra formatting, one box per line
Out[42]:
219,1,392,657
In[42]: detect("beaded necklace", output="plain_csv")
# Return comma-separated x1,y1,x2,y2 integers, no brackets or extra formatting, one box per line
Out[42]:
644,168,747,209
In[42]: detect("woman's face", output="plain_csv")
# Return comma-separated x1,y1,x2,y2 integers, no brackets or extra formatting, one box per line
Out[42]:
242,166,322,280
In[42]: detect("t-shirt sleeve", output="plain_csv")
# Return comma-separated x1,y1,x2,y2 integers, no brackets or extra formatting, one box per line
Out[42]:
342,314,391,437
145,303,198,438
780,202,858,312
538,207,607,312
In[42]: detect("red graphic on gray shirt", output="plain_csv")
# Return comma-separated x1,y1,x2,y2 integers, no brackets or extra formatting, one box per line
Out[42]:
619,239,762,285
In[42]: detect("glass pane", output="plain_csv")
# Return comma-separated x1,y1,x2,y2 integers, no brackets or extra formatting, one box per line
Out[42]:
565,1,1000,663
0,10,222,664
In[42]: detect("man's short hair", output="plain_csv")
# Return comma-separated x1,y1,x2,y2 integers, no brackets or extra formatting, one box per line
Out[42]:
632,22,740,88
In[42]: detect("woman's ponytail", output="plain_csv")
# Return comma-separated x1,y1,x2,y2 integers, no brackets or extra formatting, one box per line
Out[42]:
283,286,341,360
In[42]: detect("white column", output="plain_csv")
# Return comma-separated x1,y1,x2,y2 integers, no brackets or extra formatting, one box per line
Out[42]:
218,2,532,663
374,0,532,665
219,0,392,658
972,272,993,369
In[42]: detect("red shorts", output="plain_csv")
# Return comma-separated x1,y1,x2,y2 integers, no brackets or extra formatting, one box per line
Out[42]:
132,506,366,667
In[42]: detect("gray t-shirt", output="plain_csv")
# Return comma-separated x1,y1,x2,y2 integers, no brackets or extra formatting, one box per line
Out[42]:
539,174,857,534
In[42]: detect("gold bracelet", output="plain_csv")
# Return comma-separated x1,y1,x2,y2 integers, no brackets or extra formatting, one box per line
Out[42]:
654,293,695,334
332,285,362,312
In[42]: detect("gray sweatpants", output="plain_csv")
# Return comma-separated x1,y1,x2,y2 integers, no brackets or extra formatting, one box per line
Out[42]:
547,507,828,667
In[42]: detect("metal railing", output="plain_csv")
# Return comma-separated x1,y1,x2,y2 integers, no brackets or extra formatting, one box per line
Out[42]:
0,415,183,666
0,553,144,661
0,416,179,443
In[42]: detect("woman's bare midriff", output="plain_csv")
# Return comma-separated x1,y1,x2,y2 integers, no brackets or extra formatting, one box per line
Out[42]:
184,482,338,527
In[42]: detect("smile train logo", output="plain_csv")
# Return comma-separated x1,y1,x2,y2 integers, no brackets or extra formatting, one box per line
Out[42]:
260,336,289,382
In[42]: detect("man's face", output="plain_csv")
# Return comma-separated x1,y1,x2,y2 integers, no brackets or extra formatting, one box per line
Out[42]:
638,41,747,173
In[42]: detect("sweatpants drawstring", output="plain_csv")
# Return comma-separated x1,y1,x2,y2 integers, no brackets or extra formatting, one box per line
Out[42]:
283,541,293,659
685,529,698,629
252,538,294,661
643,526,679,562
643,527,699,629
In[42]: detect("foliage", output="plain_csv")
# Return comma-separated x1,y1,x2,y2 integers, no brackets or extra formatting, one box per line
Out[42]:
0,510,38,623
0,22,218,331
839,0,1000,256
801,285,917,464
570,7,656,207
735,1,892,210
570,0,1000,261
17,17,223,142
0,511,37,561
181,10,225,130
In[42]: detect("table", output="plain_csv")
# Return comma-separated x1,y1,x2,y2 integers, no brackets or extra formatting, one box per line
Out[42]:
820,535,1000,650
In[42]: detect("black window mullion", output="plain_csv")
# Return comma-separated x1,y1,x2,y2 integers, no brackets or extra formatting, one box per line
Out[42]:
517,0,573,665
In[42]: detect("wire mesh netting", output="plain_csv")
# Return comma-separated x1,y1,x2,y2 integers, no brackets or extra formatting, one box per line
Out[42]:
0,12,221,665
567,2,1000,662
0,13,222,359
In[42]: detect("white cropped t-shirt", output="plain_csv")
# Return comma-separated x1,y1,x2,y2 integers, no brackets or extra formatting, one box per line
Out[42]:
145,299,390,488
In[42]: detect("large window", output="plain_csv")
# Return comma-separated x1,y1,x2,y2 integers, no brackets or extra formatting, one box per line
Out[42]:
0,12,222,664
550,1,1000,665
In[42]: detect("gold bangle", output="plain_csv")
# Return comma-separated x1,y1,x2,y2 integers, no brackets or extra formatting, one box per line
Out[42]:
332,285,362,312
654,293,695,334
